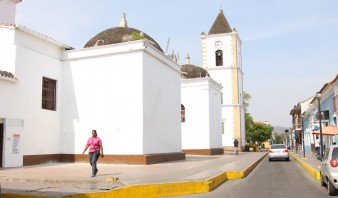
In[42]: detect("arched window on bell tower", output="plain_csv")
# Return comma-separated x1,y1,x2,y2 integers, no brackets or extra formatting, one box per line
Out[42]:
215,50,223,66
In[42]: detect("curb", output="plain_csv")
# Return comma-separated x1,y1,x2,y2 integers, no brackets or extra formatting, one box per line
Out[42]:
290,152,321,180
65,153,267,198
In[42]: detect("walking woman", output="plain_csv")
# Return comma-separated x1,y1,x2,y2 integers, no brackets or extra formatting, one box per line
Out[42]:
82,130,104,177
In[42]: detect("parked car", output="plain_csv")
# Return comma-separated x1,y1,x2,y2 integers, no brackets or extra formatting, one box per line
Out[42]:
320,145,338,195
268,144,289,161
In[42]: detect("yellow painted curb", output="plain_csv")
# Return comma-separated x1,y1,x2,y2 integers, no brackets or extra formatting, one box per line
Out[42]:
3,154,268,198
290,153,321,180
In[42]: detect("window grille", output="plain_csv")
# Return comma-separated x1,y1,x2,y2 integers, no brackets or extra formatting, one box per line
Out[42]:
42,77,56,111
181,104,185,122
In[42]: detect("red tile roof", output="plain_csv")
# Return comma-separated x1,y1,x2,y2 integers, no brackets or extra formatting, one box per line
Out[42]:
0,23,16,26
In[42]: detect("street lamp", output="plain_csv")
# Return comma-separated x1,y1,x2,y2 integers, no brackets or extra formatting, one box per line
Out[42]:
316,92,324,160
291,130,294,152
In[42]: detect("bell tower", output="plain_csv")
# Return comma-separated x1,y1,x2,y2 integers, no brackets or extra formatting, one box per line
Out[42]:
0,0,22,24
201,9,245,150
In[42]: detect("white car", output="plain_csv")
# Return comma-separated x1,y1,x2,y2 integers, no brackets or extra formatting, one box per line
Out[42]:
268,144,289,161
320,145,338,195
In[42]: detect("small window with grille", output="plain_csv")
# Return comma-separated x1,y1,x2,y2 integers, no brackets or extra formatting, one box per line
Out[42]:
181,104,186,122
42,77,56,111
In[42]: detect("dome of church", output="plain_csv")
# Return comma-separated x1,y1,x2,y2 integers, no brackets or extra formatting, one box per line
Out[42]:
84,13,164,53
181,64,210,79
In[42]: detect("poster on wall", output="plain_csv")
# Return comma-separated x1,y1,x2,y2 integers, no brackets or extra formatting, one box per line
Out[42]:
315,110,330,121
12,134,20,154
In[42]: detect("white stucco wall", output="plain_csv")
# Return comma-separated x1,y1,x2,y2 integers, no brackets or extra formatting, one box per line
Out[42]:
0,26,16,73
237,63,246,147
208,68,233,104
0,0,17,24
181,78,222,149
63,40,182,155
143,49,182,153
2,118,23,167
181,79,210,149
0,27,64,166
63,44,144,155
1,29,183,167
222,107,234,146
15,31,64,156
208,68,235,147
208,80,223,148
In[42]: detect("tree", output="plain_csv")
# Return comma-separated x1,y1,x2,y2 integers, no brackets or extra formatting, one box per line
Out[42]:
273,132,285,144
245,113,254,142
242,91,274,148
243,91,254,141
246,123,274,146
243,91,251,114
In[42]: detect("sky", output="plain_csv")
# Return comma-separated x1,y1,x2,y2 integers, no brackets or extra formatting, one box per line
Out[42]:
15,0,338,128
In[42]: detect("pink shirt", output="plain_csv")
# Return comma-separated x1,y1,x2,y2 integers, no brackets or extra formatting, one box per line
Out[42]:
87,137,102,152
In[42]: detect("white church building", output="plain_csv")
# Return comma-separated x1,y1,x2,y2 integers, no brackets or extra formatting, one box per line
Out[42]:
0,0,245,168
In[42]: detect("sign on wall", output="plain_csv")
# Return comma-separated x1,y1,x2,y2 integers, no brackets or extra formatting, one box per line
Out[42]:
12,134,20,154
315,110,330,121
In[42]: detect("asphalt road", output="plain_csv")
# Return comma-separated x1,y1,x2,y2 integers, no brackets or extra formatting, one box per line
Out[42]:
173,156,332,198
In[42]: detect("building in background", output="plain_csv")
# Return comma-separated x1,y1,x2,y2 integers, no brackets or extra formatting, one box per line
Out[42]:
290,96,314,152
295,74,338,154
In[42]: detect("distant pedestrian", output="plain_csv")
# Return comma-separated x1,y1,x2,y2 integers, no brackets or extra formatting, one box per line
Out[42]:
315,136,320,156
233,139,239,155
245,144,249,152
82,130,104,177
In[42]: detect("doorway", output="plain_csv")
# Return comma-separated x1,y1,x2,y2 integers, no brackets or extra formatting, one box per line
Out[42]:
0,123,3,167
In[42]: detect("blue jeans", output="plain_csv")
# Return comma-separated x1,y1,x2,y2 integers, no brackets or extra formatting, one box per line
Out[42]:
316,147,320,156
88,150,100,175
234,147,238,155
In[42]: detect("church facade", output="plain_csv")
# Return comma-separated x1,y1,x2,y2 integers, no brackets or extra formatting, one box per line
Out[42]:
0,1,245,167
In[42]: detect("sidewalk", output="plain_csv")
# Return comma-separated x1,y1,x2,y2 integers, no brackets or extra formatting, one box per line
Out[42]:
290,149,322,180
0,152,266,198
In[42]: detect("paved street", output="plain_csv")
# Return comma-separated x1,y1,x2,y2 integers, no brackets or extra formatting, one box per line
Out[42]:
176,155,329,198
0,151,327,197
